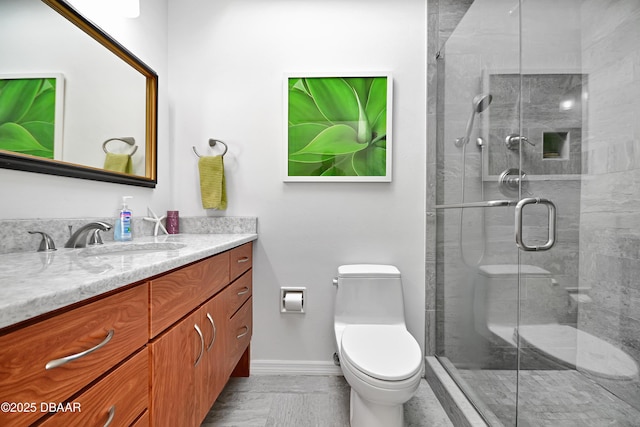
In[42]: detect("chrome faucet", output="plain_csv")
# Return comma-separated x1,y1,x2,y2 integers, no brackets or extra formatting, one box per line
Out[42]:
65,222,113,248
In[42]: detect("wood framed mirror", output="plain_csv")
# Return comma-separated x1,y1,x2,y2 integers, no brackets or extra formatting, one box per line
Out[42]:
0,0,157,187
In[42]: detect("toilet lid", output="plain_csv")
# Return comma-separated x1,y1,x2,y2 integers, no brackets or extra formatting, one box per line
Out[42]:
341,325,422,381
338,264,401,278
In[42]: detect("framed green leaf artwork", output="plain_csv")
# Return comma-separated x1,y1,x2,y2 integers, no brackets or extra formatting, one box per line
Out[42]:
285,73,392,182
0,74,64,161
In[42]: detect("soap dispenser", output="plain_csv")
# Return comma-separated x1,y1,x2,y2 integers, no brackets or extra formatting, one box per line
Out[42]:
114,196,133,241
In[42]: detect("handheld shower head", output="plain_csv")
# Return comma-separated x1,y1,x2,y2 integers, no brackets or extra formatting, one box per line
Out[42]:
455,93,493,147
473,94,492,113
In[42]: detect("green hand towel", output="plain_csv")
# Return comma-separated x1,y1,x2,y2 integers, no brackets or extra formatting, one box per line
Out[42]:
104,153,133,174
198,155,227,210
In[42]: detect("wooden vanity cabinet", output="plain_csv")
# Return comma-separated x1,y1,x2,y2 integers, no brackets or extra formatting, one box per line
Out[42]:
0,241,253,427
225,275,253,374
0,283,148,427
149,242,253,427
196,295,227,423
148,292,228,427
149,308,201,427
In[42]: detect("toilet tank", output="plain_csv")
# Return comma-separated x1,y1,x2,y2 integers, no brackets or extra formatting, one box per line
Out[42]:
334,264,406,326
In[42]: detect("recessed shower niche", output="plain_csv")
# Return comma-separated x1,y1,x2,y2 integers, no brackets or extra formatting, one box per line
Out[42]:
543,131,569,159
485,73,587,178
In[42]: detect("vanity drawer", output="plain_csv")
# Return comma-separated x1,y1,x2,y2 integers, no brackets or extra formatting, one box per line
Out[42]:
132,411,149,427
150,252,230,337
229,242,252,282
225,270,252,319
227,297,252,373
0,283,148,427
39,348,148,427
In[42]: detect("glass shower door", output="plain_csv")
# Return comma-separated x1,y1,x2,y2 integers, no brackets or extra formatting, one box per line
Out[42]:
437,0,640,425
435,0,524,425
515,1,640,425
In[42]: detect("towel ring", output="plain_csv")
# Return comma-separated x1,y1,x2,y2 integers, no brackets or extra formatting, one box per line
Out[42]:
102,137,138,156
192,139,228,157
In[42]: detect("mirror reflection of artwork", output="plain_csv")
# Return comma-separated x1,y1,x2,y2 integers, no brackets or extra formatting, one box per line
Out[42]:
0,0,157,187
0,74,64,160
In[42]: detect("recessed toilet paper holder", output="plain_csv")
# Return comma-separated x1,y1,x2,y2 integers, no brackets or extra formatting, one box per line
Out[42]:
280,287,306,314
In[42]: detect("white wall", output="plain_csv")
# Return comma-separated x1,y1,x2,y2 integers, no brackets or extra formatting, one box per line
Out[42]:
1,0,427,366
168,0,427,364
0,0,171,219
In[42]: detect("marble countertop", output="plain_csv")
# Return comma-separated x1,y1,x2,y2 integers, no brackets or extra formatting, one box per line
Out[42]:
0,233,257,330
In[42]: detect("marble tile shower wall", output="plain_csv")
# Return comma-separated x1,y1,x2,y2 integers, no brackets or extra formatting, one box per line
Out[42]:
488,74,585,177
429,0,475,357
577,0,640,409
0,217,258,254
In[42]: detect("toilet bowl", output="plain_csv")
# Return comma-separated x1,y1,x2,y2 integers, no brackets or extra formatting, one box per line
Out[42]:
334,265,423,427
474,264,638,380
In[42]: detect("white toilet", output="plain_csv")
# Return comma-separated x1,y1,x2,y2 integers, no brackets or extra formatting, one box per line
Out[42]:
334,264,423,427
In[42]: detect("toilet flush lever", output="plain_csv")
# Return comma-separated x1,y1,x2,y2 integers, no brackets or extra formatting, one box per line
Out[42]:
332,277,339,287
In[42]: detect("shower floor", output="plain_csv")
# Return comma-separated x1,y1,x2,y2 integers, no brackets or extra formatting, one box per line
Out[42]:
458,369,640,426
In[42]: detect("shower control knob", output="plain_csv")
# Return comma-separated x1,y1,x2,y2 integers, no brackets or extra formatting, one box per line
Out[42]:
498,168,529,196
505,133,534,150
332,277,339,287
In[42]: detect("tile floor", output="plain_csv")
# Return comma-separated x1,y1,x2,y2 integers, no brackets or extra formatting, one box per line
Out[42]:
458,369,640,427
202,375,454,427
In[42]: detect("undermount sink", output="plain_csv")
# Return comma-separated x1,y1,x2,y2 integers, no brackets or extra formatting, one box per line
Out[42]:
78,242,186,257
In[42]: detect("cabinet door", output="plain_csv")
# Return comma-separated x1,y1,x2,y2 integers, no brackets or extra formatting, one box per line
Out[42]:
149,310,201,427
195,295,227,424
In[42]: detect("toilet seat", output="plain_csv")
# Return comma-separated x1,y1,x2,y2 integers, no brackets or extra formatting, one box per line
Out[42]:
341,325,422,382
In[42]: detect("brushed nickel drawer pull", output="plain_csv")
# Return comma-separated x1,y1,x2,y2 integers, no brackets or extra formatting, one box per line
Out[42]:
194,324,204,367
45,329,115,370
237,257,250,263
236,326,249,339
237,286,250,296
206,313,216,351
103,405,116,427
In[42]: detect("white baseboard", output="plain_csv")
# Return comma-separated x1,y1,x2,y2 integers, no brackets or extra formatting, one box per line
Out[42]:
251,359,343,376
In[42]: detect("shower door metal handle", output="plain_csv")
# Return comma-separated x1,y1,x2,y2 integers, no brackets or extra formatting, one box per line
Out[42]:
515,197,557,251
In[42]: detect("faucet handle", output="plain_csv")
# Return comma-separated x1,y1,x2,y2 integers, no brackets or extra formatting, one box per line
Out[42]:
505,133,535,150
28,231,57,252
88,229,105,245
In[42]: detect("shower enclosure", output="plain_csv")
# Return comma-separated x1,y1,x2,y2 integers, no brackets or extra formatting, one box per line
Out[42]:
434,0,640,425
